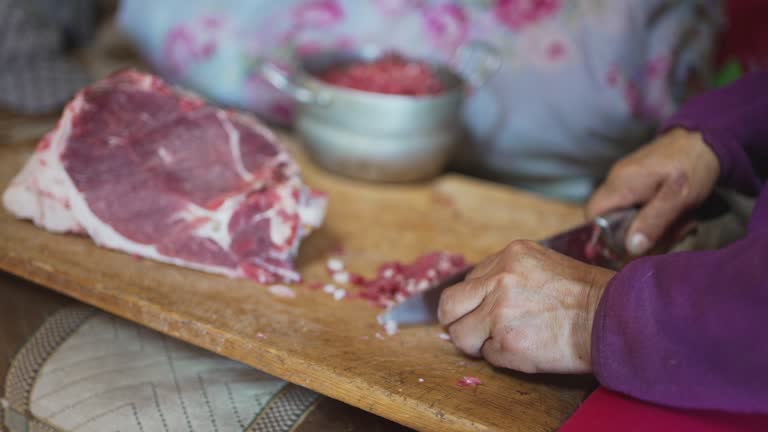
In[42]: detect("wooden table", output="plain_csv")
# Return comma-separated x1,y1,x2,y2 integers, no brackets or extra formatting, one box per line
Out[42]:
0,123,595,431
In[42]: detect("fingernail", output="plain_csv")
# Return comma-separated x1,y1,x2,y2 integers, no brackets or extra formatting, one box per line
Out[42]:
627,233,650,256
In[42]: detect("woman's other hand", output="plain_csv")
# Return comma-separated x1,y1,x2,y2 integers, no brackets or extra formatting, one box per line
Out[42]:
587,128,720,256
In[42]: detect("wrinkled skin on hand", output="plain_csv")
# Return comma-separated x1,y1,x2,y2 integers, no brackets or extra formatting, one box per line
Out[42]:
587,128,720,256
438,129,719,373
438,240,615,374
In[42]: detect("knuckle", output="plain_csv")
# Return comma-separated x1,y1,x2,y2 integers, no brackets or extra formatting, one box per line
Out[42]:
488,302,507,326
504,239,536,256
515,331,538,355
496,332,539,374
665,170,691,196
497,331,519,355
483,327,540,373
495,328,532,356
503,240,525,255
481,338,504,366
607,161,631,180
437,290,458,323
491,324,517,354
465,265,484,279
490,272,516,291
615,188,639,208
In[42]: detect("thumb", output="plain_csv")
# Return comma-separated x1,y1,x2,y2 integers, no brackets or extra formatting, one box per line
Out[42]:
625,174,690,256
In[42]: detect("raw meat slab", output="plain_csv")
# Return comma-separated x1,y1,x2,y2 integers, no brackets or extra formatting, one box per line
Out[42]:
0,134,593,432
3,70,325,283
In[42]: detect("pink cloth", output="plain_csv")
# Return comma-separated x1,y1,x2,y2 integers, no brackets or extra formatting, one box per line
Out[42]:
117,0,724,201
560,387,768,432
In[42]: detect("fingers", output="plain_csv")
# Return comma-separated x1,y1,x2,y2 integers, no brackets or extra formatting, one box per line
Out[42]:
480,332,537,374
587,169,660,220
588,156,693,256
480,338,505,368
438,278,490,327
465,252,500,281
447,302,492,357
439,252,501,325
586,183,631,219
626,172,691,255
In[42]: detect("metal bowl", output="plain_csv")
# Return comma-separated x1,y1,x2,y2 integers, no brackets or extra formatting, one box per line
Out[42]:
262,43,500,182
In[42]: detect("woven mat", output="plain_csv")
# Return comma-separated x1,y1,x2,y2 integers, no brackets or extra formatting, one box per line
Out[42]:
2,305,320,432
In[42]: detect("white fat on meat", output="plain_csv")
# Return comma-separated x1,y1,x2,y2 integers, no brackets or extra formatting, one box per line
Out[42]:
2,70,326,283
217,110,253,182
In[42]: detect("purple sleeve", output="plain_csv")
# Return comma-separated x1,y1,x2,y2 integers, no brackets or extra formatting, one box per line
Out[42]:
661,72,768,195
592,209,768,413
592,74,768,413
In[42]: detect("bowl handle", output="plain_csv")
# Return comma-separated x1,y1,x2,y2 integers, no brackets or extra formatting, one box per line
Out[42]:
260,61,331,105
456,41,503,88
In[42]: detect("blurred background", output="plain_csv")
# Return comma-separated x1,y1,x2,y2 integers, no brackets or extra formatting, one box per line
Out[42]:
1,0,765,201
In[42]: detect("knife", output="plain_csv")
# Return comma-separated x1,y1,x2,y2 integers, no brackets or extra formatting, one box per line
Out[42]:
378,190,734,327
377,208,639,326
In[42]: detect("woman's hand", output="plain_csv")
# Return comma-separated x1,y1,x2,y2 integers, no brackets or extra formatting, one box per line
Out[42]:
587,128,720,256
438,240,615,374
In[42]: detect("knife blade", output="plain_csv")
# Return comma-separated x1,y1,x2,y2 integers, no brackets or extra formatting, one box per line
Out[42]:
377,208,638,326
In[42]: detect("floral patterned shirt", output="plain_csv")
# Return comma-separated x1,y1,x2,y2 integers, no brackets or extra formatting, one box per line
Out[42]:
119,0,723,200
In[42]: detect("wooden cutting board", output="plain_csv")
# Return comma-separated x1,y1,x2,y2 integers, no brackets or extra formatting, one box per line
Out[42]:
0,135,594,432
